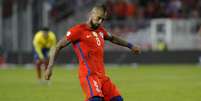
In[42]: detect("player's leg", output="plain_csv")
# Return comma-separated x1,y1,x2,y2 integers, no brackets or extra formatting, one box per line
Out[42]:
43,58,50,84
44,58,49,70
101,76,123,101
79,75,104,101
110,96,123,101
42,48,50,70
34,48,49,81
88,96,104,101
34,49,44,81
35,59,43,80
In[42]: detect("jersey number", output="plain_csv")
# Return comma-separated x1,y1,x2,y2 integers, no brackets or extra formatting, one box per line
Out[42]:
93,80,101,93
92,32,101,46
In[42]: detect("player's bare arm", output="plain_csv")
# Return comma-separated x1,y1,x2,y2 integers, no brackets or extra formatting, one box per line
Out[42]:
45,37,70,80
105,34,141,54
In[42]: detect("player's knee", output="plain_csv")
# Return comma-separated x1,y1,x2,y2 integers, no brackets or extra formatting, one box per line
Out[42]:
36,60,42,65
110,96,123,101
89,96,104,101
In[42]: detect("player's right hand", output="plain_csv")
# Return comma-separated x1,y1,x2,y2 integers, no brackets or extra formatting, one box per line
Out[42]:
131,46,141,55
45,68,52,80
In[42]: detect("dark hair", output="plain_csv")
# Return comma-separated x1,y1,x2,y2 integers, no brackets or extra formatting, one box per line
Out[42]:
93,4,107,13
41,27,50,31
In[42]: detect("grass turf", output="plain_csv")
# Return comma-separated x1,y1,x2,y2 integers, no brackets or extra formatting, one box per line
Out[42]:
0,64,201,101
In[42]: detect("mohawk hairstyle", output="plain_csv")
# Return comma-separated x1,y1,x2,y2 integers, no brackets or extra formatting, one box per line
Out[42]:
92,4,107,13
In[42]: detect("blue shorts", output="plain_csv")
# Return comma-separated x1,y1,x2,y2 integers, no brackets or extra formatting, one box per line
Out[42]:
34,48,50,61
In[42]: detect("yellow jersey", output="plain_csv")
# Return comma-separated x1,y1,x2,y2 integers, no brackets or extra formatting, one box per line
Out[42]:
33,31,56,59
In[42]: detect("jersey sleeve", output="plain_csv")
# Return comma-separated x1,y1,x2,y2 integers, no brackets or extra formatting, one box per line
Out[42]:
47,32,57,57
50,32,57,47
33,32,44,59
101,27,112,39
66,26,81,42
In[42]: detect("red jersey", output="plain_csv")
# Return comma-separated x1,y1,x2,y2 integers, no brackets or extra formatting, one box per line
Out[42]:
66,23,110,77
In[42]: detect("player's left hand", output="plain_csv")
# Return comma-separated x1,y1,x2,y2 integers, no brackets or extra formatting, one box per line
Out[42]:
131,46,141,55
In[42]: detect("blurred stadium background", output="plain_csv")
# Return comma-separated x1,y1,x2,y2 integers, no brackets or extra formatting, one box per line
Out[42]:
0,0,201,64
0,0,201,101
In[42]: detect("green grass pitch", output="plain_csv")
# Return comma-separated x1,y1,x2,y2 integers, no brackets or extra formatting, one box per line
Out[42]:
0,64,201,101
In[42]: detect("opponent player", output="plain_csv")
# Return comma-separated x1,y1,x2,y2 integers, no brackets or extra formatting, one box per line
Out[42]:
33,27,56,81
45,5,140,101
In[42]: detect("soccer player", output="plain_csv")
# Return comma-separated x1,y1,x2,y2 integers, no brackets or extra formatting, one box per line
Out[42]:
33,27,56,82
45,5,140,101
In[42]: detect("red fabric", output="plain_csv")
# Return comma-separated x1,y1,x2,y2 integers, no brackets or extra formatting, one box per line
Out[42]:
126,3,137,17
0,57,5,65
113,1,127,17
79,75,121,101
66,24,121,100
66,23,109,77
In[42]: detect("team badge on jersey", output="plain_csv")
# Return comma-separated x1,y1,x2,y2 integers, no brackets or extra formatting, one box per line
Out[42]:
66,31,71,37
99,32,104,38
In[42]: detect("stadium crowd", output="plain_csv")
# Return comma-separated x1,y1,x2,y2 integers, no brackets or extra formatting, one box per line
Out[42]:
46,0,201,36
48,0,201,21
2,0,200,23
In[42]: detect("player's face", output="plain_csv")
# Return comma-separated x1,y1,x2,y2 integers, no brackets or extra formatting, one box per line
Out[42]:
90,10,106,29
